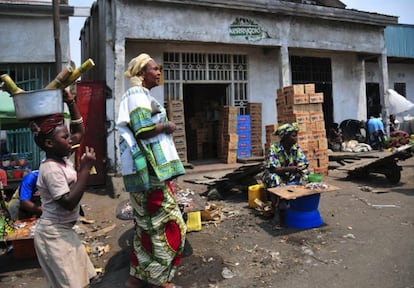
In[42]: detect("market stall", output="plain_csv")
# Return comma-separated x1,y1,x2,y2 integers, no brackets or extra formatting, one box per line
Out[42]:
0,91,34,195
0,91,28,130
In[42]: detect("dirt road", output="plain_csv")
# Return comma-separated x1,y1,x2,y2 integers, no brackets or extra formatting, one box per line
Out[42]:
1,156,413,288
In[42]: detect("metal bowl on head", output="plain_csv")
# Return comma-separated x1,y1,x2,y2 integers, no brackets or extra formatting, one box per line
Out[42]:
12,89,63,120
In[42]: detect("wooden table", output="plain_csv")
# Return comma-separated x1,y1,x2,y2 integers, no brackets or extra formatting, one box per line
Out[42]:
5,218,38,259
267,184,340,200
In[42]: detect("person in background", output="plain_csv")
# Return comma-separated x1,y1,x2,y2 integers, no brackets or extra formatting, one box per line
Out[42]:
339,119,366,142
366,114,386,151
7,169,87,222
117,53,186,288
7,170,41,220
328,122,343,152
30,89,97,287
262,123,310,227
389,114,400,132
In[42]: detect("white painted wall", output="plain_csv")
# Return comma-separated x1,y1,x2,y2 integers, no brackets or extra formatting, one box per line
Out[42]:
331,53,367,122
115,2,385,54
0,16,70,63
388,63,414,118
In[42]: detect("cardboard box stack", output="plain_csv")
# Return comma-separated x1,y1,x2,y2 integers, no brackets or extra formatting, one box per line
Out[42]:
247,103,263,157
275,84,329,175
167,100,187,164
237,115,251,159
217,106,238,164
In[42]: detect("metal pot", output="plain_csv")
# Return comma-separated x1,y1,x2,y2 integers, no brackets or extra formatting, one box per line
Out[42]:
13,89,63,120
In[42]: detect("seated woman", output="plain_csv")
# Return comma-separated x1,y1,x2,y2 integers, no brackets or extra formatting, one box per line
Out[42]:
7,170,42,220
262,123,310,227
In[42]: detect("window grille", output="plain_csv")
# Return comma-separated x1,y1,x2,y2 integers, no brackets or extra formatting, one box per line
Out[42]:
0,63,54,91
290,56,332,83
394,82,406,97
163,52,248,114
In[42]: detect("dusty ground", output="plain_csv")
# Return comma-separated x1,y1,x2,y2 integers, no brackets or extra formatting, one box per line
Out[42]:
1,155,414,288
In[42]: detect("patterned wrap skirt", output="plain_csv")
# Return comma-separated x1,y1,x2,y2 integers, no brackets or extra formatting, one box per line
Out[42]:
129,177,187,286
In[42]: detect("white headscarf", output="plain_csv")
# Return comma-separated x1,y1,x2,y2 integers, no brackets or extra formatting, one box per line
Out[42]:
124,53,153,87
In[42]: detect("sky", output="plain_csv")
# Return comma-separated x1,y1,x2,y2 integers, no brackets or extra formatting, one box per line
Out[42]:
68,0,414,67
68,0,95,67
341,0,414,25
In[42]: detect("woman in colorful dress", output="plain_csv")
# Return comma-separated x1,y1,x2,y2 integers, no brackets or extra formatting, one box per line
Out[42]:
262,123,310,227
116,53,186,288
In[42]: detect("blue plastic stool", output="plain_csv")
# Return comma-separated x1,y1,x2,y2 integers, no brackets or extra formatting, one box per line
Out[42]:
285,193,323,229
289,193,321,212
285,209,323,229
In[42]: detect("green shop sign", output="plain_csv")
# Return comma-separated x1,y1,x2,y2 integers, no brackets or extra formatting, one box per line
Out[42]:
229,18,263,41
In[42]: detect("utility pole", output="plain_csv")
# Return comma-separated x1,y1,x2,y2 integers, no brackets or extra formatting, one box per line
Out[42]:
53,0,62,73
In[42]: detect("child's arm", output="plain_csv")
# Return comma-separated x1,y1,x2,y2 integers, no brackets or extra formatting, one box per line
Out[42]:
57,146,95,210
63,89,85,146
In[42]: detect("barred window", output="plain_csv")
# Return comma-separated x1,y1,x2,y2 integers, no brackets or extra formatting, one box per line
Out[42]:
163,52,248,114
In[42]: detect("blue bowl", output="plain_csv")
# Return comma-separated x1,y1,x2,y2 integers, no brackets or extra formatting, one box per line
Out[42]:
289,193,321,212
285,209,324,229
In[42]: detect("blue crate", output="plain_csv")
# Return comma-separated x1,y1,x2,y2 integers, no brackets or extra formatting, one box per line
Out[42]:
237,140,251,150
237,148,252,158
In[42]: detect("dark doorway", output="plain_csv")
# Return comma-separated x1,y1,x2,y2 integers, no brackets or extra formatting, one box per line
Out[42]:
290,56,333,130
183,84,227,161
366,83,381,117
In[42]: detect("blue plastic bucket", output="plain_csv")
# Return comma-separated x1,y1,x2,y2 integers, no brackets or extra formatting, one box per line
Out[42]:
289,193,321,212
285,209,323,229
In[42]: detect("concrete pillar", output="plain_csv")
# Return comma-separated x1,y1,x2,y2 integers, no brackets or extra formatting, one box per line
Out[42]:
112,39,126,174
356,59,367,121
279,44,291,87
378,51,390,135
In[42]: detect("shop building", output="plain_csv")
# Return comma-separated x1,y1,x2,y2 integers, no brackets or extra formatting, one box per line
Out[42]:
81,0,403,172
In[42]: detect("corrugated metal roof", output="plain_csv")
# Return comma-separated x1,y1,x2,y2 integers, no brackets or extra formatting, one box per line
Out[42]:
385,24,414,59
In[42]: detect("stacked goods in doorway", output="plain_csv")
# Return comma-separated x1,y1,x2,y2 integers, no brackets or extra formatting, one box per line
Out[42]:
167,100,187,164
188,111,215,160
275,84,329,175
237,115,251,159
247,103,263,157
217,106,238,164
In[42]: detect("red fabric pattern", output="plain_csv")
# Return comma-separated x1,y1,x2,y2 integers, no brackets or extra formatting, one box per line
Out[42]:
167,181,175,195
172,254,182,267
130,250,139,266
164,221,181,251
141,231,152,253
30,113,64,135
146,189,164,214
